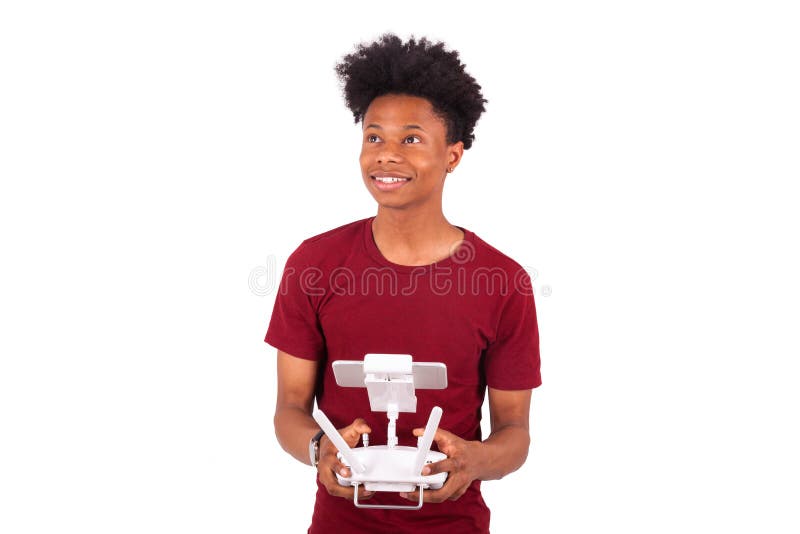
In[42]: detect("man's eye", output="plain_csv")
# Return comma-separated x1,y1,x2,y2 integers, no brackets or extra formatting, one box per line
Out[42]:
403,136,421,144
366,134,380,143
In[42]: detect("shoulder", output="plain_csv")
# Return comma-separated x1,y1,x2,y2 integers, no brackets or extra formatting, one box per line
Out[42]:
303,217,367,246
468,230,532,280
286,217,369,267
461,229,536,301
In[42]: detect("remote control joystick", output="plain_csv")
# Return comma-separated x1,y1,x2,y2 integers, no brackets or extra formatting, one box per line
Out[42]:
312,354,448,510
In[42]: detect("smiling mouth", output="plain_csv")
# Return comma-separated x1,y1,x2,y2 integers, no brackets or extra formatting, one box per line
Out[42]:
370,175,412,191
371,176,411,183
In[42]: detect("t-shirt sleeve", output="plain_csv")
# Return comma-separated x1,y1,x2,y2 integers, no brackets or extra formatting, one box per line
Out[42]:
483,270,542,389
264,244,327,361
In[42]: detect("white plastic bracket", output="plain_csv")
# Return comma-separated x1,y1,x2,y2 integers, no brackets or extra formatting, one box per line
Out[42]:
386,402,399,448
353,482,424,510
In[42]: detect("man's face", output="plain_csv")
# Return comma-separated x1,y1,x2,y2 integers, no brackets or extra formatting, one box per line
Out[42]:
360,93,463,211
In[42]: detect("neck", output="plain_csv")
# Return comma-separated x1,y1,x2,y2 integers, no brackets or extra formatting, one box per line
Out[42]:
371,207,464,266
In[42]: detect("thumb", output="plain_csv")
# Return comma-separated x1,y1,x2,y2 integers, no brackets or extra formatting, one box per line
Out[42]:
412,427,453,448
342,418,371,442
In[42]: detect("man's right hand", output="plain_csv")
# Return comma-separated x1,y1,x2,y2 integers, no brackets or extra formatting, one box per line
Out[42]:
317,417,375,501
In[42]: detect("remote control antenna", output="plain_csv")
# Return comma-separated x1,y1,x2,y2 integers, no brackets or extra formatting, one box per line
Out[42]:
312,409,366,474
413,406,443,475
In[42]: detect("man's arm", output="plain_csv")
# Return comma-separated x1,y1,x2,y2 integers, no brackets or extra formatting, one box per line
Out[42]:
273,349,376,501
273,349,320,465
478,387,532,480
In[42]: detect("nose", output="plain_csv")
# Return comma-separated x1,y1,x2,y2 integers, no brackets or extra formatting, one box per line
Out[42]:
376,140,402,165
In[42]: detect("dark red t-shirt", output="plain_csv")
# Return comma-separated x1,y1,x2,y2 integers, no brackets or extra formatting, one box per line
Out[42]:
265,216,541,533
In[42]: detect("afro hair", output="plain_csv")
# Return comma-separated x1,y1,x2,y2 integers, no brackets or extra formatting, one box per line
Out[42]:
334,33,487,150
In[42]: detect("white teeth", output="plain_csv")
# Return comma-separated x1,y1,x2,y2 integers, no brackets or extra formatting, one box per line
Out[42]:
375,177,409,183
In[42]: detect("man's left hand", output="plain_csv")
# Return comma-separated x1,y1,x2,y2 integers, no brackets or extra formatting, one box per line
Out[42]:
398,427,485,503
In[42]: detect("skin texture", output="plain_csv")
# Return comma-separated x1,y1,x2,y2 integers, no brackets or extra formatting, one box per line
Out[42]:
273,94,533,504
360,93,462,214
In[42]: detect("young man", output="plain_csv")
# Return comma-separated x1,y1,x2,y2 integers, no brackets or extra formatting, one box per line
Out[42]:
265,34,541,533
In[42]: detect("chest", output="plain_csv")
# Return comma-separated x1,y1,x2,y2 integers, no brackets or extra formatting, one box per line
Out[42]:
318,281,500,388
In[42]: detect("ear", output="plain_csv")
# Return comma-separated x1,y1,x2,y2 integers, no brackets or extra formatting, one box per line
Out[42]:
447,141,464,172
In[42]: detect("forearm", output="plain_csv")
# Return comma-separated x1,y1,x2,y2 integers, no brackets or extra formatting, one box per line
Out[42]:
476,424,530,481
274,405,320,465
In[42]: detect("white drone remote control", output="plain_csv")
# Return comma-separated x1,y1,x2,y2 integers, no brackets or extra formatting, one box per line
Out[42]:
312,354,448,510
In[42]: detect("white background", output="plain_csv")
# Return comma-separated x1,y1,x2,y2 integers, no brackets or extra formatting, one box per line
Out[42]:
1,1,798,532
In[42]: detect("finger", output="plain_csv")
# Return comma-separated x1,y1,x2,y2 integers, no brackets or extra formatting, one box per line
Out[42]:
319,460,374,501
343,418,372,443
317,465,354,499
402,466,468,503
326,484,356,500
420,458,455,476
399,490,417,502
424,472,470,503
321,476,374,501
350,417,372,433
412,426,456,438
356,486,376,501
334,458,350,478
400,485,454,504
411,427,454,450
319,452,360,487
331,474,374,501
317,445,360,486
318,453,347,477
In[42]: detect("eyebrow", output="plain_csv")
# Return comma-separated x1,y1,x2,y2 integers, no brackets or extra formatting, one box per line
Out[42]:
364,123,426,131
